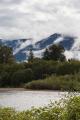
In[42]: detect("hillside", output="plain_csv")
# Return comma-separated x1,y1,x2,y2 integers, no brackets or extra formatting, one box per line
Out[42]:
0,33,78,61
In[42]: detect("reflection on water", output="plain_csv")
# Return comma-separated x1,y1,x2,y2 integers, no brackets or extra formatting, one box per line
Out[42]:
0,90,77,111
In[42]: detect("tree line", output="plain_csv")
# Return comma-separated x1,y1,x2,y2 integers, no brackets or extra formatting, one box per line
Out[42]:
0,44,80,87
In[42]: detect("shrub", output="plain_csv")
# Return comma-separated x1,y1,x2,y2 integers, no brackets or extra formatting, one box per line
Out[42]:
25,74,80,91
65,96,80,120
0,108,16,120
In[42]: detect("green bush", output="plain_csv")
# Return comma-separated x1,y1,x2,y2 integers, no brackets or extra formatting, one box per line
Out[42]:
65,96,80,120
25,74,80,91
0,108,16,120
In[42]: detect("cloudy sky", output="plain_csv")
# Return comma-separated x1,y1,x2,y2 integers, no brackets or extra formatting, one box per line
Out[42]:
0,0,80,41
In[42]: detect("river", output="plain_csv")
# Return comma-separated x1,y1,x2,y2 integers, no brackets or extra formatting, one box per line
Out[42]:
0,89,78,111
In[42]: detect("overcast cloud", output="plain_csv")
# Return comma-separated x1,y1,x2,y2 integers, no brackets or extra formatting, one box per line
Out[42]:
0,0,80,41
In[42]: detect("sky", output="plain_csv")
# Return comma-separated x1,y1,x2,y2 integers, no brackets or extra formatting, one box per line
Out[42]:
0,0,80,42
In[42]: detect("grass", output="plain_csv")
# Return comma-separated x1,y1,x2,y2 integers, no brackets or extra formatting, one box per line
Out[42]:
0,96,80,120
24,73,80,91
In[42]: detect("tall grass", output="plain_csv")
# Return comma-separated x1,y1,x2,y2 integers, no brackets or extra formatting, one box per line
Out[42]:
25,73,80,91
0,96,80,120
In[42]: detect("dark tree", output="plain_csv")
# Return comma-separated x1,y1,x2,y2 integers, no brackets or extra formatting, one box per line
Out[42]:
0,45,14,64
43,48,50,60
28,49,34,62
43,44,66,61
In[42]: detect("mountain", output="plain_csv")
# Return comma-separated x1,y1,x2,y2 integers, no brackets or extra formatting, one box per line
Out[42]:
0,33,79,61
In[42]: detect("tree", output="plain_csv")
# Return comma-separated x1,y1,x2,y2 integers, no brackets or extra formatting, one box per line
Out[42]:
43,44,66,61
11,68,34,86
43,48,50,60
0,45,14,64
28,49,34,62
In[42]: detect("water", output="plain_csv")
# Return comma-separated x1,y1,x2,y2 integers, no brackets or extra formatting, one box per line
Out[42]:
0,90,75,111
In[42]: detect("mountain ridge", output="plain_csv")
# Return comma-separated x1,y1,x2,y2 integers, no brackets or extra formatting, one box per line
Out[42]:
0,33,79,61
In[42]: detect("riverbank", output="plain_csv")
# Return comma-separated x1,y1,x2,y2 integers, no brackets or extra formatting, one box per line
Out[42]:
0,88,68,92
0,88,26,92
0,87,80,93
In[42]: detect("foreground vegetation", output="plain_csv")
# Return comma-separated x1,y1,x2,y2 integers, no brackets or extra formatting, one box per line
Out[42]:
0,96,80,120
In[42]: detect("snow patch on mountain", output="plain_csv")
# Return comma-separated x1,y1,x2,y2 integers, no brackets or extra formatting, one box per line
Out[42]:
54,37,63,44
64,37,80,60
64,51,73,60
71,37,80,51
13,40,32,55
34,49,45,58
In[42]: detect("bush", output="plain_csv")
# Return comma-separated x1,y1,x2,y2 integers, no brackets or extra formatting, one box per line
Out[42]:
65,96,80,120
25,74,80,91
0,108,16,120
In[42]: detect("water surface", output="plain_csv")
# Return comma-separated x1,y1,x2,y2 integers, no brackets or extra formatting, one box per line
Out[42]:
0,90,75,111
